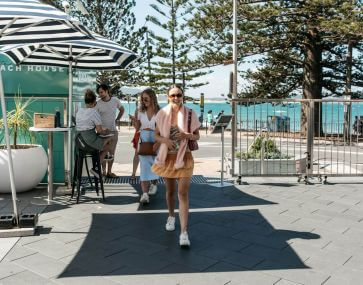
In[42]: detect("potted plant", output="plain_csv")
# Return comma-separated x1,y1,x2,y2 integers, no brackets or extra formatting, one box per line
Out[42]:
235,135,306,175
0,93,48,193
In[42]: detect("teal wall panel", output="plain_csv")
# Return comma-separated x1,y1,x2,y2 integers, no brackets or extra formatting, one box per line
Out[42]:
1,54,97,184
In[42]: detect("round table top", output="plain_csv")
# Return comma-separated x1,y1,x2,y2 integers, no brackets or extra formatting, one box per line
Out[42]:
29,127,71,132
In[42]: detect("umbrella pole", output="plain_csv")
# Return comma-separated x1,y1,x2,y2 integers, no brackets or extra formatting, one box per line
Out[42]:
67,46,73,187
0,70,19,226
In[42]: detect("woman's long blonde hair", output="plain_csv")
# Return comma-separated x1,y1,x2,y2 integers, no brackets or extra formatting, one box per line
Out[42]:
139,88,160,113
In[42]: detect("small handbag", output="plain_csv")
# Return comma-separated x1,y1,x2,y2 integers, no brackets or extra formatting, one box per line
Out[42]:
138,135,156,156
187,109,199,151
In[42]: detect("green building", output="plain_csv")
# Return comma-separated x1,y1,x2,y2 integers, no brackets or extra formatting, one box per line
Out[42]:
0,54,97,183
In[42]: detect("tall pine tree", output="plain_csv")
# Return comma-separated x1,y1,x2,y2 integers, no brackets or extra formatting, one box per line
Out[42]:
147,0,210,95
189,0,363,134
45,0,148,95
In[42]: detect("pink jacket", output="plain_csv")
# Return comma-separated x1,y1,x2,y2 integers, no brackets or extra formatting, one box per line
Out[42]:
154,104,201,169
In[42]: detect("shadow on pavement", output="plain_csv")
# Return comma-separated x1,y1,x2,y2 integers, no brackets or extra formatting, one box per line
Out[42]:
135,183,276,211
58,208,320,277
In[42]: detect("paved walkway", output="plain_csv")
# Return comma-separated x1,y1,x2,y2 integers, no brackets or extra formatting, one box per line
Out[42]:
1,175,363,284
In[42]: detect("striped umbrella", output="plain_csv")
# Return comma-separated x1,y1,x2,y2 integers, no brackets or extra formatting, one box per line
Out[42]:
1,34,138,69
0,0,94,228
0,0,93,45
0,33,139,190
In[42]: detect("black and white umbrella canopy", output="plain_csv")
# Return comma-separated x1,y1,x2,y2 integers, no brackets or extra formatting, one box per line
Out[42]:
0,0,93,45
0,33,139,197
1,33,138,69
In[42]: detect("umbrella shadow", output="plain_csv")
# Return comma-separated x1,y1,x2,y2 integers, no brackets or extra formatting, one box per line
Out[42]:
57,208,320,278
134,183,276,211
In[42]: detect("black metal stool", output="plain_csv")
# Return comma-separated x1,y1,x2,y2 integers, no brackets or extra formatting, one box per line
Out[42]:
71,134,105,203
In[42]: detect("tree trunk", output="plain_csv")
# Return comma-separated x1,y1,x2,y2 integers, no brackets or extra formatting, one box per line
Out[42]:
301,29,323,138
343,41,353,142
171,0,176,84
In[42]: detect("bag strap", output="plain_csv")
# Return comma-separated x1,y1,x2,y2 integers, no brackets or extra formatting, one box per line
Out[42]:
188,109,192,133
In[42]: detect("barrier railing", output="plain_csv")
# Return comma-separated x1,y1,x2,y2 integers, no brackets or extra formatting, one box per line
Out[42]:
231,99,363,184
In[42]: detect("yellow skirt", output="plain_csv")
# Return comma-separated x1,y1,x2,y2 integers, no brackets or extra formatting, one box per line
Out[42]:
152,152,194,178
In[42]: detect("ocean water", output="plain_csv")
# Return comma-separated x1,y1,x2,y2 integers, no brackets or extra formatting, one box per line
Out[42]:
122,102,231,118
121,101,363,134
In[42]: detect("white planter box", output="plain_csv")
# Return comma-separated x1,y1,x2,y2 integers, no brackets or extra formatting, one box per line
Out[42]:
0,145,48,193
236,157,306,175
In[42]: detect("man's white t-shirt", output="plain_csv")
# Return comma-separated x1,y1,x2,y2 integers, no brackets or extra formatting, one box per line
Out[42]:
76,108,102,131
95,97,122,131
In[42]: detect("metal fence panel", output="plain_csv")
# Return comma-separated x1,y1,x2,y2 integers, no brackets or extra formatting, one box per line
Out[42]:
232,99,363,183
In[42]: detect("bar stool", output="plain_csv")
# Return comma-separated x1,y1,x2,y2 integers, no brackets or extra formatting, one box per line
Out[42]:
71,134,105,203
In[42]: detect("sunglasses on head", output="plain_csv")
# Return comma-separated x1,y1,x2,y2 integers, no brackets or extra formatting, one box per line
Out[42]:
169,93,183,98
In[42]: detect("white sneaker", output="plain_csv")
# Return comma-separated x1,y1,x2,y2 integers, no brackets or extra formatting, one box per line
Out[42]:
179,231,191,247
165,216,175,231
140,193,149,204
149,183,158,195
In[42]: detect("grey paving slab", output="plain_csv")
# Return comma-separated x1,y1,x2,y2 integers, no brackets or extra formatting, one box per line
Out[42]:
41,227,89,244
12,253,79,278
3,245,37,262
196,247,238,261
16,234,48,246
0,261,25,279
0,238,18,262
262,268,330,285
23,238,81,260
151,247,219,272
188,222,242,239
220,271,281,285
226,221,276,236
203,261,242,272
240,244,284,260
339,255,363,271
156,263,196,274
106,235,168,256
0,270,57,285
41,216,91,232
274,279,302,285
322,239,363,255
323,267,363,285
232,231,296,251
52,269,121,285
220,250,265,269
105,251,171,275
105,272,231,285
304,255,347,273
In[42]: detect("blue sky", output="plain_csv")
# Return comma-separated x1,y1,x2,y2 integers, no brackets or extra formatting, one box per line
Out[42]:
134,0,240,99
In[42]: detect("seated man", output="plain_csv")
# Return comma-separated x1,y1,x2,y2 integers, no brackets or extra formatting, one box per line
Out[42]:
76,89,114,176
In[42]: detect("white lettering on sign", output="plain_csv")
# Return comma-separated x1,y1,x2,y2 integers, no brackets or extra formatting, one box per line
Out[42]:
1,64,68,73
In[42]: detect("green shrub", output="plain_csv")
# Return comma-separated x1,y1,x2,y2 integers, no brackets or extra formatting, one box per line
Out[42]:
0,91,35,149
236,136,291,159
